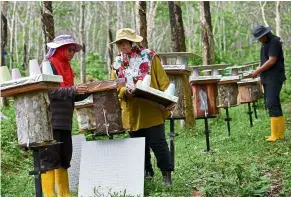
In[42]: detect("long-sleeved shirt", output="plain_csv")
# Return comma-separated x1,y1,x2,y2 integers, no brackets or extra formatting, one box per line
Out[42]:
112,55,170,131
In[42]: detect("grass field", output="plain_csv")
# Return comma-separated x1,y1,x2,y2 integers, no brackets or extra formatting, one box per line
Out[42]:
1,100,290,197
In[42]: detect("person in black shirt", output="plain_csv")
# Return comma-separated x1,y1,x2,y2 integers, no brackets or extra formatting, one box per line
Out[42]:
252,25,286,142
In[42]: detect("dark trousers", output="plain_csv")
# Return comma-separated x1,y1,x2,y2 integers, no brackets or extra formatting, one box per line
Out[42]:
40,129,72,172
129,124,174,173
263,82,283,117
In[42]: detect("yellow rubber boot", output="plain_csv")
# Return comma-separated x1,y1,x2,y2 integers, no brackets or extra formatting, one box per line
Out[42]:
55,168,70,197
278,116,285,139
41,170,55,197
267,117,280,142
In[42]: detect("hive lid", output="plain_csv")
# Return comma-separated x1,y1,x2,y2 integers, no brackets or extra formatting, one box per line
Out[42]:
237,77,260,84
163,64,186,70
0,74,63,91
157,52,195,57
241,71,253,78
189,75,221,84
86,80,120,93
132,83,178,107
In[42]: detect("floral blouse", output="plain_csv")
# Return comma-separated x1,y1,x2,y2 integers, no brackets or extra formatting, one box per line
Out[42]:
113,45,156,89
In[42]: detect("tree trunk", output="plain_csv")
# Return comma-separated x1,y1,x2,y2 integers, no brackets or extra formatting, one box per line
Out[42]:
36,18,42,62
1,1,8,67
18,2,31,70
174,1,186,52
168,1,180,52
135,1,140,35
41,1,55,54
1,2,9,107
105,1,113,78
199,1,215,65
223,17,226,52
107,29,114,78
185,1,191,50
116,1,123,29
138,1,148,48
9,1,17,70
28,2,34,59
275,1,281,38
259,1,268,26
80,1,86,83
85,3,93,53
147,1,158,43
14,16,19,66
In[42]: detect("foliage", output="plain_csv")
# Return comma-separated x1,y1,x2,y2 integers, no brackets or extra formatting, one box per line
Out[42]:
2,1,291,196
71,52,108,83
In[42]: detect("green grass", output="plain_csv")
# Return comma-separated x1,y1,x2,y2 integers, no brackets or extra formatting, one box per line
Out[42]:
1,100,291,197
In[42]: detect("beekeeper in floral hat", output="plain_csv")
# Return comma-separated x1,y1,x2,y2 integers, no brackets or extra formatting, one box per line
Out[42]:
110,28,174,186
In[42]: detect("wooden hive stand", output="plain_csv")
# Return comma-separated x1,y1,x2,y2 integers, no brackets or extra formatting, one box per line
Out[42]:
237,78,261,127
188,64,230,152
217,76,240,136
190,76,221,153
158,52,196,166
1,75,62,197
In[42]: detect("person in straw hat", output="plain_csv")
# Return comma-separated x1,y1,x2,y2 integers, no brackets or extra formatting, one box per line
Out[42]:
111,28,174,186
251,25,286,142
40,35,90,196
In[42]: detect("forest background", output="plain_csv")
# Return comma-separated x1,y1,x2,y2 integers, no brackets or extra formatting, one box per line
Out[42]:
1,1,291,87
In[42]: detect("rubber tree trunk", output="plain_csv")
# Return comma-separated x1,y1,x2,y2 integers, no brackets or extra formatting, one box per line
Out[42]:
41,1,55,54
138,1,148,48
174,1,186,52
168,1,180,52
199,1,215,65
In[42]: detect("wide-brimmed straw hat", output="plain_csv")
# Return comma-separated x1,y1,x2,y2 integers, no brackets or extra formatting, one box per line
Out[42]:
252,25,272,40
47,35,82,52
110,28,143,44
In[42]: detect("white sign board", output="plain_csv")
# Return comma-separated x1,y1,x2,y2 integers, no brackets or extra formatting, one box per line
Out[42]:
78,138,145,197
68,134,86,192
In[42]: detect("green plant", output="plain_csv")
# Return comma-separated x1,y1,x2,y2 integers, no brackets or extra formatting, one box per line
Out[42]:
71,52,108,83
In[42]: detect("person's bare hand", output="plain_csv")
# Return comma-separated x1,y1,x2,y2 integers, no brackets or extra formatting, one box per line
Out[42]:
125,88,134,97
251,69,260,78
76,84,88,94
165,103,176,111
